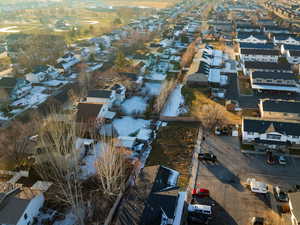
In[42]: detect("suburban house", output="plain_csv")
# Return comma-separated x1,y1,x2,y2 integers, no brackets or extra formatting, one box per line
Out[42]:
25,65,61,83
57,52,80,71
240,48,281,63
249,71,299,93
0,77,31,103
208,69,228,87
286,50,300,64
0,181,51,225
114,165,186,225
76,102,108,125
264,26,290,34
273,34,300,46
237,32,268,43
110,84,126,105
242,117,300,150
238,43,275,52
288,192,300,225
86,90,116,108
259,99,300,121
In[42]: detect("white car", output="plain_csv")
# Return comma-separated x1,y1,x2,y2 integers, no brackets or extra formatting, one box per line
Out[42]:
247,178,268,194
188,204,212,215
278,156,287,165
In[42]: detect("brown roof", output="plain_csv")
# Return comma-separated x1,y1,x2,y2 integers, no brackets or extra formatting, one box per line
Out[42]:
76,103,103,123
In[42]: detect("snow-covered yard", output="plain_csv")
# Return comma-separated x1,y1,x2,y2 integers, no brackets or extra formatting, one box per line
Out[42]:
112,116,150,136
121,96,147,115
76,138,104,179
145,72,166,81
161,85,185,117
142,82,162,96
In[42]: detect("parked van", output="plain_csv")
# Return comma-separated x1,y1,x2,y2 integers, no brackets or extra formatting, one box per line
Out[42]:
247,178,268,194
188,204,212,215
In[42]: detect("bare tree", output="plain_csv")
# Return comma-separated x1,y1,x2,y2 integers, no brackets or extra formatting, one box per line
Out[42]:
94,138,129,199
0,121,36,168
193,103,229,134
35,113,86,224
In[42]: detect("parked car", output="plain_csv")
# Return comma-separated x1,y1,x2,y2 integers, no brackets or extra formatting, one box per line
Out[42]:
251,217,264,225
274,186,289,202
198,153,217,162
192,188,210,198
278,156,287,165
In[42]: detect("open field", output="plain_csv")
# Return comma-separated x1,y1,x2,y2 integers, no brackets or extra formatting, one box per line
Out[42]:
146,122,199,189
106,1,176,9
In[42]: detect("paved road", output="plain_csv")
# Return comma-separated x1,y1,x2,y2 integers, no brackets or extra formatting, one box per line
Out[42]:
193,135,300,225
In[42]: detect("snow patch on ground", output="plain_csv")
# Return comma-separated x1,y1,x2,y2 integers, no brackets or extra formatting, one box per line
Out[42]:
0,26,20,33
161,85,184,117
142,82,162,96
121,96,147,115
145,72,166,81
77,138,104,179
112,116,150,136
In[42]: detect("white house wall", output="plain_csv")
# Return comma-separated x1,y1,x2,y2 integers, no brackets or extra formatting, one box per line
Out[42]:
243,131,300,144
241,54,278,63
16,194,45,225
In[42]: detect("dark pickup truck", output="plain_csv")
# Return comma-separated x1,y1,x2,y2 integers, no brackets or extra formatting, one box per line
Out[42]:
198,153,217,162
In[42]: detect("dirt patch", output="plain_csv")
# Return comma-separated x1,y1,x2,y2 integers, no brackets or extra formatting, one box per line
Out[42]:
146,122,199,189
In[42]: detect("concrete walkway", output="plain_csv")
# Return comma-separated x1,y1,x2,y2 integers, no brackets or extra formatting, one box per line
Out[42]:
187,127,203,200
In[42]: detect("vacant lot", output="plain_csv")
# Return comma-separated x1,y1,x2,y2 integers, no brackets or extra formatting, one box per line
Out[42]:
239,76,253,95
146,122,199,189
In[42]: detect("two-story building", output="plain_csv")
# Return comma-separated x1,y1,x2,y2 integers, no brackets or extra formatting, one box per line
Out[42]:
259,99,300,121
273,34,300,46
25,65,61,83
0,181,51,225
0,77,31,103
243,61,292,76
240,48,281,63
249,71,299,93
114,165,186,225
242,117,300,151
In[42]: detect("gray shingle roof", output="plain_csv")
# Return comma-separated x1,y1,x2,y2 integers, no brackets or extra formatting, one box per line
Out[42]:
0,193,31,225
262,100,300,114
87,90,112,98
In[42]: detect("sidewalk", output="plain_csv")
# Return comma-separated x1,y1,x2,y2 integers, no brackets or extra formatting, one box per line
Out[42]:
187,127,203,201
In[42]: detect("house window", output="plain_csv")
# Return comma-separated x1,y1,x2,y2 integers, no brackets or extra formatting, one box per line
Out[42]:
292,135,298,139
267,134,281,140
248,132,254,135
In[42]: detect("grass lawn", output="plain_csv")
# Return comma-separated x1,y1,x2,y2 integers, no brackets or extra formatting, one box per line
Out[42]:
238,76,253,95
146,122,199,189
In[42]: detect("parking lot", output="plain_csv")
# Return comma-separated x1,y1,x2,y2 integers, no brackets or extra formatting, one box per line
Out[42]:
193,135,300,225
